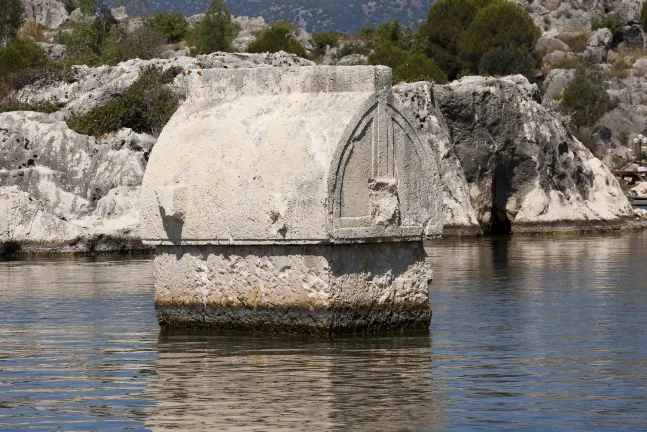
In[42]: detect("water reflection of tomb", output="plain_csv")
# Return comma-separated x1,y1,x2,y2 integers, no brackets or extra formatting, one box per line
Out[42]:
143,333,447,430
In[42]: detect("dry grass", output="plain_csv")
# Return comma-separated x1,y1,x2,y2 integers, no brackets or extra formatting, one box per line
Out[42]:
558,32,591,53
17,20,49,43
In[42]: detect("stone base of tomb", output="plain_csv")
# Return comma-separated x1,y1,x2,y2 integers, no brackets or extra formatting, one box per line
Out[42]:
153,242,432,333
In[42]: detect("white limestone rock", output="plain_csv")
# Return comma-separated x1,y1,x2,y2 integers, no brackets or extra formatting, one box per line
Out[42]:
435,74,634,234
543,68,575,100
585,28,614,62
0,186,83,251
534,36,571,54
22,0,69,29
0,112,153,252
392,82,481,236
336,54,368,66
36,42,67,61
18,52,314,117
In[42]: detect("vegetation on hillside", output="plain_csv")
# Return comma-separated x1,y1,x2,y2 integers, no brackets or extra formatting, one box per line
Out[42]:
67,66,183,137
0,0,24,45
191,0,238,54
247,21,307,57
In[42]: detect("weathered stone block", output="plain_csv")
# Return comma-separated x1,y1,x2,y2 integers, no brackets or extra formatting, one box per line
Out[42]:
140,66,442,332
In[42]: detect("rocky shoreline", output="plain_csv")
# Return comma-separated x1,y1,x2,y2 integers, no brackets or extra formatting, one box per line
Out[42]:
1,54,645,255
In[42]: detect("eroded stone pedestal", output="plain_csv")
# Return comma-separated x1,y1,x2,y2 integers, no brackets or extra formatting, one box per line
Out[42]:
154,242,432,332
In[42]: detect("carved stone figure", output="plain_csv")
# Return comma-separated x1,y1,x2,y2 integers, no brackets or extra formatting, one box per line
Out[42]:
139,66,442,332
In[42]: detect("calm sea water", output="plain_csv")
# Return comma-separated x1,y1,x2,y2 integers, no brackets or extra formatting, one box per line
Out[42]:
1,232,646,431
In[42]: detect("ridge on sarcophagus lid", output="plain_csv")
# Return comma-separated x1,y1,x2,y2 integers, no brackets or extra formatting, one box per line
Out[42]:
139,66,442,246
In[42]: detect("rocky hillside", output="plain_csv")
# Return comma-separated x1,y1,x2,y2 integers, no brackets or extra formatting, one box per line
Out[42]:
113,0,434,34
1,53,643,253
0,52,314,254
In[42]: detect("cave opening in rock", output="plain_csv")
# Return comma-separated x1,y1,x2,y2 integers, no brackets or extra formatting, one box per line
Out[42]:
490,208,512,235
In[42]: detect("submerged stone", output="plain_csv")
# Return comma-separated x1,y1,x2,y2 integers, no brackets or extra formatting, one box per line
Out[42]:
139,66,442,332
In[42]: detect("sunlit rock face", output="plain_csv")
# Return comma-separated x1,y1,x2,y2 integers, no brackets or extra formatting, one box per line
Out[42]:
434,75,634,235
140,66,443,332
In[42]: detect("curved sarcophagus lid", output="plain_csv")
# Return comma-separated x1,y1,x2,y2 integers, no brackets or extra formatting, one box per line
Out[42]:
139,66,442,245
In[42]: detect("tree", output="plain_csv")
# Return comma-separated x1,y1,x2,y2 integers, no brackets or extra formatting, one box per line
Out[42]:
459,1,540,67
641,1,647,32
247,21,307,57
369,42,447,84
478,45,535,81
393,53,447,84
193,0,238,54
150,12,189,43
591,12,624,37
561,66,609,128
0,0,24,43
421,0,495,79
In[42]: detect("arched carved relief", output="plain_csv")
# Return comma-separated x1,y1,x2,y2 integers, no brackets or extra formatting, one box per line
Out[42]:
328,95,436,241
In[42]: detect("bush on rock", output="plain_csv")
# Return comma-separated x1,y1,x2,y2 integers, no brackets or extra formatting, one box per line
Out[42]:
247,21,307,58
458,1,540,66
150,12,189,44
561,65,610,129
479,45,535,81
0,0,24,43
192,0,238,54
68,66,183,137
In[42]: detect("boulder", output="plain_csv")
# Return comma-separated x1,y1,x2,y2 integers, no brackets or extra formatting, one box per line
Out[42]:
336,54,368,66
0,112,152,252
543,68,575,100
232,16,269,52
534,36,571,54
0,186,83,253
511,0,640,33
621,24,645,48
633,58,647,73
22,0,69,29
585,28,614,62
393,82,481,236
110,6,128,21
36,42,67,61
435,75,634,234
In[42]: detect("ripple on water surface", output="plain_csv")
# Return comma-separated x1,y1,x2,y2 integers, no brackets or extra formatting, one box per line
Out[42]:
0,232,646,431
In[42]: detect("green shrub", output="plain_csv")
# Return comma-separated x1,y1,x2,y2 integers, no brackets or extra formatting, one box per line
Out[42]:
422,0,495,79
459,1,540,66
56,8,118,66
0,99,59,114
76,0,97,15
61,0,77,13
550,56,585,70
641,1,647,32
591,12,624,36
561,66,609,128
393,53,448,84
0,38,48,79
0,38,75,91
558,33,590,53
193,0,238,54
369,42,447,84
313,32,340,50
150,12,189,43
247,21,307,57
368,41,408,69
68,66,183,137
100,25,165,64
479,45,535,81
0,0,24,42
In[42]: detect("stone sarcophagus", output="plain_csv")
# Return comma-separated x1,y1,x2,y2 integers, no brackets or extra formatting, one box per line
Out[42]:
139,66,442,332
